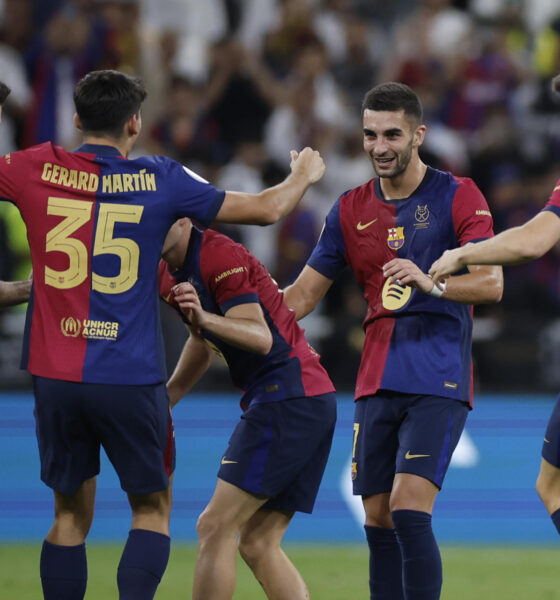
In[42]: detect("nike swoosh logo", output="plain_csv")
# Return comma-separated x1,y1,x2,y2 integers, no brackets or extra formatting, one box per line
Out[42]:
221,457,238,465
357,218,378,230
405,450,430,459
544,438,550,443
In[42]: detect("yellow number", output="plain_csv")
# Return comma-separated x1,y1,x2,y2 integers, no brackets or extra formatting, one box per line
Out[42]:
352,422,360,458
92,203,144,294
45,197,144,293
45,197,93,289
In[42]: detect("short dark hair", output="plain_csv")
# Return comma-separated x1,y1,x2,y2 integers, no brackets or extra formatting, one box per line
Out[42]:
361,82,423,126
552,74,560,96
0,81,11,105
73,70,147,137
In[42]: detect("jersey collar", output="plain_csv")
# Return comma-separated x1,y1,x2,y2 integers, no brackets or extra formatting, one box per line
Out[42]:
74,144,124,158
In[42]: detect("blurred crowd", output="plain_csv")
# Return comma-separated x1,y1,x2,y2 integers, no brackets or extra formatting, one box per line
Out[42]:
2,0,560,391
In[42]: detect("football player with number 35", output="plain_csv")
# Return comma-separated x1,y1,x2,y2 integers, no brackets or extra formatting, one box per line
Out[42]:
284,82,503,600
0,69,326,600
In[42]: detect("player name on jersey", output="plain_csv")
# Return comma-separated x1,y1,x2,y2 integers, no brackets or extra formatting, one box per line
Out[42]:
41,162,157,194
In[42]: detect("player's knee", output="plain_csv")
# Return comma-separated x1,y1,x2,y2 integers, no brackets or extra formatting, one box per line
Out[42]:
238,534,271,568
195,507,228,542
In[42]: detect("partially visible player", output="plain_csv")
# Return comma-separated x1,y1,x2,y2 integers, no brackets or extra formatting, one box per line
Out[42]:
0,80,32,307
283,82,503,599
430,75,560,537
159,217,336,600
0,69,325,600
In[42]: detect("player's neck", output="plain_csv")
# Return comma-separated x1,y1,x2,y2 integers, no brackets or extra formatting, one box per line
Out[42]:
82,134,131,157
379,159,427,200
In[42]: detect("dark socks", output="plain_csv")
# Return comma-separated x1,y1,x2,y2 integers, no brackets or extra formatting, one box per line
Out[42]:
40,540,87,600
392,509,442,600
117,529,170,600
364,525,404,599
551,508,560,535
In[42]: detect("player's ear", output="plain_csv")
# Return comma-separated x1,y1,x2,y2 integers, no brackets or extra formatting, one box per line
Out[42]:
127,112,141,137
414,124,427,148
73,113,82,131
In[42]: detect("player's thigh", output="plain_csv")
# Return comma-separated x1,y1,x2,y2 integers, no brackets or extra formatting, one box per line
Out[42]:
352,393,406,497
542,396,560,468
219,393,336,513
93,382,175,495
395,394,468,489
32,376,101,494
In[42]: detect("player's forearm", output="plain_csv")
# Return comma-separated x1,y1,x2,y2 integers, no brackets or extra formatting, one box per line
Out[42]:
199,312,273,355
282,283,315,320
440,266,503,305
0,279,31,307
167,336,213,407
458,230,543,266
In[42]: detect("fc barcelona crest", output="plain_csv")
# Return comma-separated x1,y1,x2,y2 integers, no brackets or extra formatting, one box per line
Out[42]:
387,227,405,250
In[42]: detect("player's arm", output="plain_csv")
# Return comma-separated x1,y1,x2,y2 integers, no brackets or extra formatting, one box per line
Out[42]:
383,259,503,305
167,332,214,408
172,282,273,355
0,278,31,307
283,265,334,319
214,148,325,225
429,211,560,283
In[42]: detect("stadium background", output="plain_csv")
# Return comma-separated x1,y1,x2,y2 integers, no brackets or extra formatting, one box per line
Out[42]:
1,0,560,557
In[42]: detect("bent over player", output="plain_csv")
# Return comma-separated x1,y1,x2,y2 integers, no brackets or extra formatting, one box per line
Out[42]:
0,69,325,600
430,73,560,538
284,82,503,599
159,217,336,600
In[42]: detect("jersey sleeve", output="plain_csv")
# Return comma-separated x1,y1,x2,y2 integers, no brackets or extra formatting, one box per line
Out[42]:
167,159,225,227
542,178,560,218
451,177,495,246
306,197,347,279
0,150,28,204
203,243,259,313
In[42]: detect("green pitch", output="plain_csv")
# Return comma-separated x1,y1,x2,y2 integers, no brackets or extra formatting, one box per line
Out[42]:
1,543,559,599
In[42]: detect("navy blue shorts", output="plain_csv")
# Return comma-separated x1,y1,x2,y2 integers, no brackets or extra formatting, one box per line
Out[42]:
33,376,175,495
542,395,560,468
352,391,469,495
217,393,337,514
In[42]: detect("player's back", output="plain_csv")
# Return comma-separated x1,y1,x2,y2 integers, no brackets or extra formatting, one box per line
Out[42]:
0,142,224,384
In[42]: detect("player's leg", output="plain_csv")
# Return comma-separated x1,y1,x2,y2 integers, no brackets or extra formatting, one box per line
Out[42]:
390,394,469,600
40,477,96,600
193,478,269,600
97,382,175,600
354,395,404,599
116,477,174,600
239,509,308,600
536,397,560,534
536,459,560,533
32,376,101,600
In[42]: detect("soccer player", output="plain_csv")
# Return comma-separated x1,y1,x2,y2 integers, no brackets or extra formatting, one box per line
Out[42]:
159,217,336,600
0,80,32,307
0,69,325,600
283,82,504,600
429,75,560,539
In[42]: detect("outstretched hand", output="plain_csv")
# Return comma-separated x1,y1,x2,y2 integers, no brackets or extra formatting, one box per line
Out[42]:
290,147,325,184
429,248,465,285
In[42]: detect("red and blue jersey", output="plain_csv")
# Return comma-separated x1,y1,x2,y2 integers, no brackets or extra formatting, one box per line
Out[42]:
0,142,225,384
158,228,335,411
307,166,495,406
542,178,560,215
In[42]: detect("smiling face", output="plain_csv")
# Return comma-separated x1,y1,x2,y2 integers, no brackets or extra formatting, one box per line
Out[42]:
362,108,425,180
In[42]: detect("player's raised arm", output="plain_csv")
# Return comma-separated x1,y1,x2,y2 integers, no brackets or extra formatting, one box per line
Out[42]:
429,211,560,284
214,147,325,225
